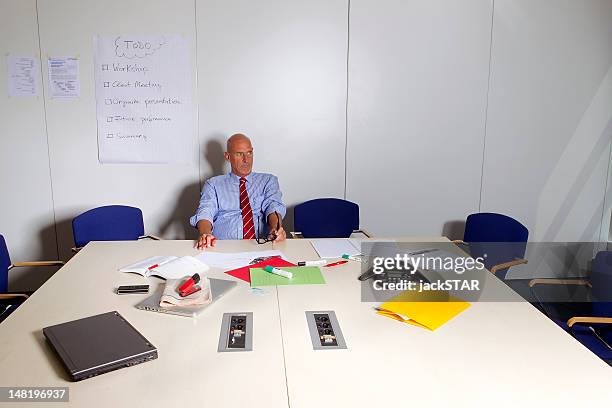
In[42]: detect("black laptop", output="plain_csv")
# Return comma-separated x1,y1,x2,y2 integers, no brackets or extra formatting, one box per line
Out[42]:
43,311,157,381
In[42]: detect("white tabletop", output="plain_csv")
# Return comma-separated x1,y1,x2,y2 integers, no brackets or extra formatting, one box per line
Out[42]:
276,240,612,407
0,238,611,408
0,240,288,408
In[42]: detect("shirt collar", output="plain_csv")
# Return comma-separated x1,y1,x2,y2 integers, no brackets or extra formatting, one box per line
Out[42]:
229,171,254,183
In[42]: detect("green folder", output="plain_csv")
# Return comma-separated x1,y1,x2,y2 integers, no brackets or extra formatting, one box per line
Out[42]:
249,267,326,287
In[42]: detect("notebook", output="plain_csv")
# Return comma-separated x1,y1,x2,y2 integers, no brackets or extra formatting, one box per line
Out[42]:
119,255,209,280
43,311,157,381
136,278,237,317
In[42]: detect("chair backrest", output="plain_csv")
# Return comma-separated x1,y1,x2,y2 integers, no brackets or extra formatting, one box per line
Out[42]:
463,212,529,279
591,251,612,318
72,205,145,248
0,235,12,293
294,198,359,238
464,212,529,243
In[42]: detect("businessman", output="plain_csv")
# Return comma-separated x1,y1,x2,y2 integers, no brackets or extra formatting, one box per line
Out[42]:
190,133,287,249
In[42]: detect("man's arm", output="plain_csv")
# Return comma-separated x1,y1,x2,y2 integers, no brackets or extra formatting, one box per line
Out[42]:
196,219,213,235
266,211,286,241
190,180,218,249
267,212,282,230
195,219,215,249
262,176,287,242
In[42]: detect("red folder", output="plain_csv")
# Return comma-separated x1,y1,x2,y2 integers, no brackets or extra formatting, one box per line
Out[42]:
225,256,296,283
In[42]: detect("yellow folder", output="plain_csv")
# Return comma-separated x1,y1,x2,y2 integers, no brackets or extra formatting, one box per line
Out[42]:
376,290,470,331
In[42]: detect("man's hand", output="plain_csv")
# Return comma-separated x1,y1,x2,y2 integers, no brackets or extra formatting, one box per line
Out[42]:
270,226,286,243
266,211,286,243
195,233,216,250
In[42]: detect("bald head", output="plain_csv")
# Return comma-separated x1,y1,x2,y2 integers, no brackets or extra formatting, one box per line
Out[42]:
225,133,254,177
226,133,251,152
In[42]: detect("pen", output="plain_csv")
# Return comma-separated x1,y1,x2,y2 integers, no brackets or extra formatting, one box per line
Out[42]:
147,263,159,270
264,265,293,279
324,260,348,267
341,254,364,262
298,260,328,267
409,249,438,256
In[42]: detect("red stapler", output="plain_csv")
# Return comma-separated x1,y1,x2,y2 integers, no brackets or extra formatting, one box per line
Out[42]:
178,273,201,297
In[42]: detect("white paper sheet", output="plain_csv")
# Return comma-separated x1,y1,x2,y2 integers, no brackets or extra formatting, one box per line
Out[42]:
348,237,397,249
195,250,285,270
48,57,79,98
309,239,361,259
7,55,38,96
94,35,193,163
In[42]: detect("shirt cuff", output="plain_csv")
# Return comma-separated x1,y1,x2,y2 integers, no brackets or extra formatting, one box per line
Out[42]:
265,205,286,220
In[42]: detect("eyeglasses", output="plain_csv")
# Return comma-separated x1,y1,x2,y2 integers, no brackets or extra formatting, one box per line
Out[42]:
256,232,277,245
255,211,280,244
230,150,253,159
255,219,277,244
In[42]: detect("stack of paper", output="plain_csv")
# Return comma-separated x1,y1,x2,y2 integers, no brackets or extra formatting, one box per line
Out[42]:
160,278,212,307
195,250,285,269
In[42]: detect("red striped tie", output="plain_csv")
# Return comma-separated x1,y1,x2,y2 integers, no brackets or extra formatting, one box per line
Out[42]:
239,177,255,239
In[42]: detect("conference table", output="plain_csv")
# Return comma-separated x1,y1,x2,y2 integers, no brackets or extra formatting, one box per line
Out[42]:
0,238,611,407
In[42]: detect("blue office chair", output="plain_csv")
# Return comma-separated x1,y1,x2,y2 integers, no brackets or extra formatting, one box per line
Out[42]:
293,198,370,238
529,251,612,364
0,234,64,322
72,205,160,251
454,212,529,279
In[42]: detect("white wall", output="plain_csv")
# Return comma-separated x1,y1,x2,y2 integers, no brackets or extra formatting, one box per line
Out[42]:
482,0,612,246
346,0,493,237
196,0,348,231
36,0,200,260
0,0,57,290
1,0,611,288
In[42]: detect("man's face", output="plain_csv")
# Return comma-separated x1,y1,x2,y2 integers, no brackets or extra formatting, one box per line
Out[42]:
225,137,253,177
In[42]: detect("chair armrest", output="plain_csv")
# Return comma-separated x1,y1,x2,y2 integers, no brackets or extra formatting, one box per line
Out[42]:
528,278,591,288
139,234,162,241
353,229,373,238
0,293,29,300
11,261,65,268
490,258,528,274
567,317,612,328
290,231,303,239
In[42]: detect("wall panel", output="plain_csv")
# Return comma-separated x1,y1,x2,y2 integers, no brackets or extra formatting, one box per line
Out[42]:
346,0,493,236
483,0,612,246
196,0,349,230
0,0,57,290
37,0,200,259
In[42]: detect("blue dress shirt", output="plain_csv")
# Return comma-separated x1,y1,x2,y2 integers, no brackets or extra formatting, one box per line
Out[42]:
190,172,286,240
